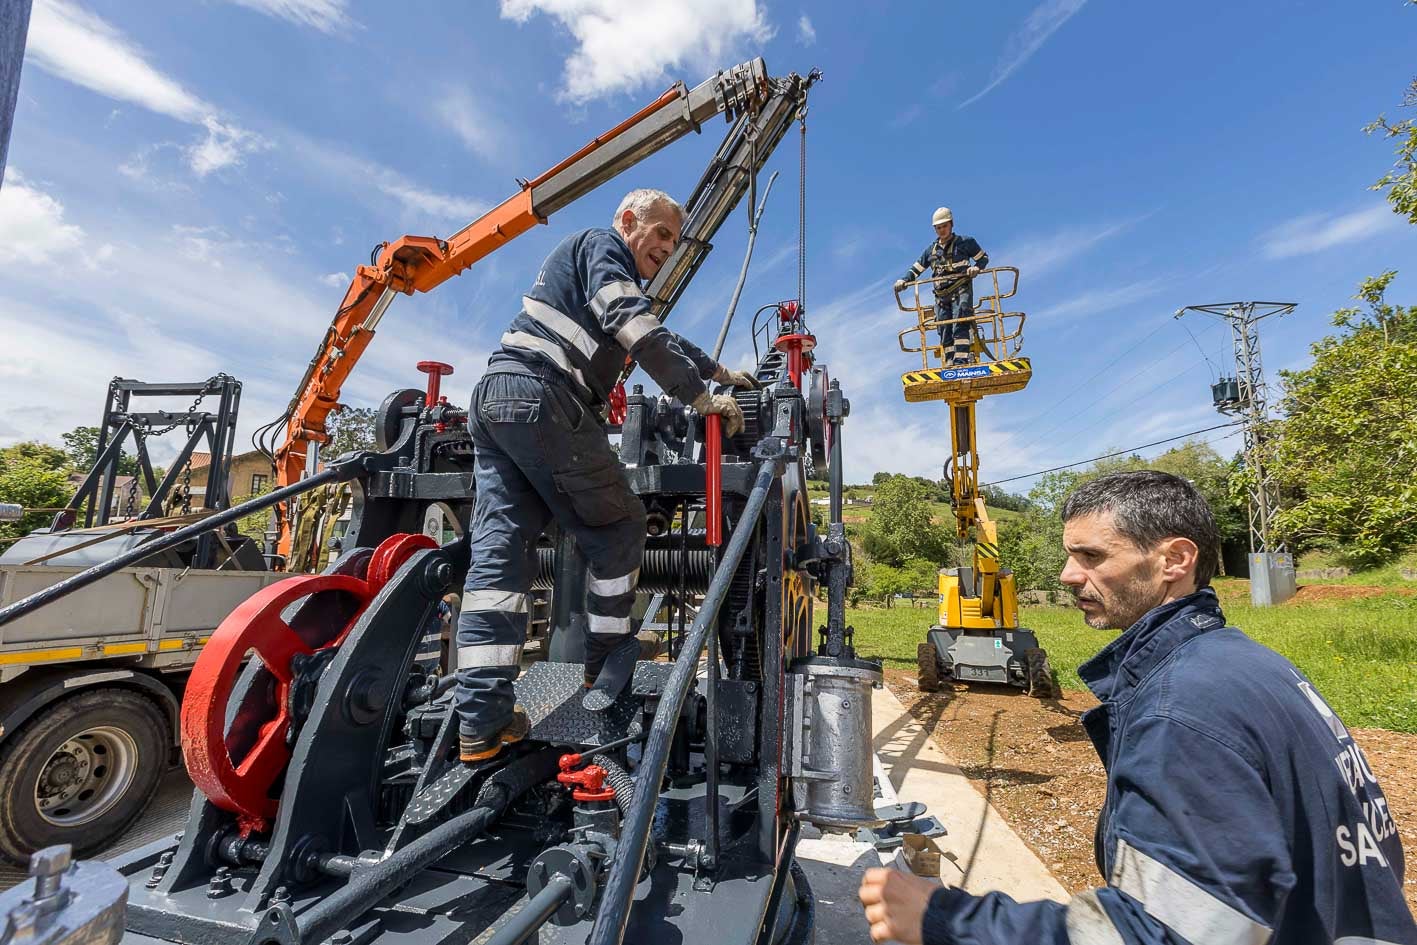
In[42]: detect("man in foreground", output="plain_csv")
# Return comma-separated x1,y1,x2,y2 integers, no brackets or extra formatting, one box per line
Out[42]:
859,471,1414,943
453,188,756,762
893,207,988,366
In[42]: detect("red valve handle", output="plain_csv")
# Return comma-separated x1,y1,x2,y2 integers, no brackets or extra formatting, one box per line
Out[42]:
416,360,454,407
557,755,616,802
705,414,722,547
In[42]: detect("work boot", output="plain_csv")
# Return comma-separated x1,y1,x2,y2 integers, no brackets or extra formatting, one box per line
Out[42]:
459,707,530,763
583,636,640,712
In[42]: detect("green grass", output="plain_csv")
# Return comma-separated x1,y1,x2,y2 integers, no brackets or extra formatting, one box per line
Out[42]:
849,590,1417,733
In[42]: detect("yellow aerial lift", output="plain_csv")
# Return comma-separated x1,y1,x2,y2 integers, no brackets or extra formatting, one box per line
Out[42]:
895,268,1053,696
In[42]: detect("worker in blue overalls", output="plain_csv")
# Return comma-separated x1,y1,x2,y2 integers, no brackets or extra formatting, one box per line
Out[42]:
858,471,1416,945
894,207,988,366
453,188,759,763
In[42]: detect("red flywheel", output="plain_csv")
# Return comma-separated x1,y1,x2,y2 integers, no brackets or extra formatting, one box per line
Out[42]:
181,574,372,827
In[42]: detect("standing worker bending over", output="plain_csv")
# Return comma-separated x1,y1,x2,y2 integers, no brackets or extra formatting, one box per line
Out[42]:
894,207,988,366
454,188,757,763
859,471,1414,944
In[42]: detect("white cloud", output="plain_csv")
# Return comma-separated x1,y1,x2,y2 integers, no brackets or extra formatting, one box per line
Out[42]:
1259,203,1403,259
500,0,774,103
993,217,1143,279
289,133,487,224
320,272,348,288
434,89,507,163
0,170,86,265
26,0,265,175
796,14,816,45
960,0,1087,108
219,0,356,34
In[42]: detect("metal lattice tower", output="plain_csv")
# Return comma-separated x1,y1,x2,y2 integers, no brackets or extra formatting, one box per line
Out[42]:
1175,301,1295,554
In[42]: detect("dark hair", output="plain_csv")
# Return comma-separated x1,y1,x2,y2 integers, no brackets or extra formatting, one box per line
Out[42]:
1060,471,1221,587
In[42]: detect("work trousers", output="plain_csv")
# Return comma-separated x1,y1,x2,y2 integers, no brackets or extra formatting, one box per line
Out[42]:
454,370,647,739
935,286,975,365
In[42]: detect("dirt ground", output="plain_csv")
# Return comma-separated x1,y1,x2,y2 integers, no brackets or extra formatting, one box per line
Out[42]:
1283,584,1417,602
882,669,1417,913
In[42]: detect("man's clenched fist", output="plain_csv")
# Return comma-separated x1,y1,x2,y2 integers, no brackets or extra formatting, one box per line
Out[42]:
858,867,939,944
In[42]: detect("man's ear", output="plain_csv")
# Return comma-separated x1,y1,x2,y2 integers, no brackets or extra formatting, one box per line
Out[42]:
1158,536,1199,589
618,209,637,234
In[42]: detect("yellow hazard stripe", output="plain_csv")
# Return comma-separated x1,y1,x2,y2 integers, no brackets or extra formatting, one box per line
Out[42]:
977,542,1000,559
0,647,84,666
0,636,212,667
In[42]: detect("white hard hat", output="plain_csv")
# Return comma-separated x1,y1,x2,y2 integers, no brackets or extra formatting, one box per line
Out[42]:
932,207,953,226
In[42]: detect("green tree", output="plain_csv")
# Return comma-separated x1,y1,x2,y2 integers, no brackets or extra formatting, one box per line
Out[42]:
60,426,142,476
1265,273,1417,566
1366,7,1417,224
0,447,73,541
861,475,948,567
864,562,911,607
327,406,378,458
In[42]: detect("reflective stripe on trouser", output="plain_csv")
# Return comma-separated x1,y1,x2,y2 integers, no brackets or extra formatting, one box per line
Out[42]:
936,291,974,363
455,371,647,738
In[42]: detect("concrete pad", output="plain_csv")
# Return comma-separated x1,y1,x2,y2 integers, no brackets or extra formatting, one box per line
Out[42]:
869,682,1068,902
795,681,1067,943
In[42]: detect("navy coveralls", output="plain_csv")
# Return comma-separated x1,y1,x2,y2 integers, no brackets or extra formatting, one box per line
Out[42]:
921,589,1415,944
901,235,987,364
454,227,719,741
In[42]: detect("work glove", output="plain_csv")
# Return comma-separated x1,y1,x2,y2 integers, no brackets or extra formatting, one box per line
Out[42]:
893,279,907,292
714,365,761,390
966,265,981,277
691,391,745,438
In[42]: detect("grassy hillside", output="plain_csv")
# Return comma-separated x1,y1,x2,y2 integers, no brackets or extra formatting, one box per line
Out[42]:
848,577,1417,733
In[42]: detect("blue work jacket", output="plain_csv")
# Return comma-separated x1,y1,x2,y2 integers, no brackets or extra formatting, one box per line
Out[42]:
921,588,1415,944
489,227,715,408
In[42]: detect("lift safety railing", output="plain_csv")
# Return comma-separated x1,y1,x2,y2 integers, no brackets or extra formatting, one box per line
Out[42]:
894,267,1026,369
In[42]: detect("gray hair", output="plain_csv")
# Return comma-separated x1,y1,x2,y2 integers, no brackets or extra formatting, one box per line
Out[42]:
613,188,684,228
1061,471,1222,587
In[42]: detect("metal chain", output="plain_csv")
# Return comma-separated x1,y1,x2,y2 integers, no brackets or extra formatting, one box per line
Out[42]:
141,373,233,436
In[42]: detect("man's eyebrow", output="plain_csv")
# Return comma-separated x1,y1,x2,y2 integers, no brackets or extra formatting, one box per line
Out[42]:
1065,542,1104,554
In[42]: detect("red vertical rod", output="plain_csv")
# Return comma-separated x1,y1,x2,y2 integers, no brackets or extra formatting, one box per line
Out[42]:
705,415,722,547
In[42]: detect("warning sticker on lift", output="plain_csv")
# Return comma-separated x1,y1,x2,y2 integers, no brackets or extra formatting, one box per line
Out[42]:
936,365,993,381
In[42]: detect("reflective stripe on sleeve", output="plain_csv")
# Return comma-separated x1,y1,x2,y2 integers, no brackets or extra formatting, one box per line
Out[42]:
590,279,644,317
501,331,590,390
972,249,986,261
463,589,529,613
1336,938,1409,944
523,296,599,361
1064,891,1126,945
588,614,632,635
909,261,927,275
614,314,661,351
588,568,640,597
1110,839,1271,945
457,644,523,669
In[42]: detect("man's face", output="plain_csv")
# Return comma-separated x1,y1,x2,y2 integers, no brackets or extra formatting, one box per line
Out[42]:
934,221,953,241
1059,512,1168,630
619,204,682,281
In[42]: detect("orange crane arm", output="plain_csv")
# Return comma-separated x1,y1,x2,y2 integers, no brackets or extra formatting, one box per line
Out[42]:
271,60,775,557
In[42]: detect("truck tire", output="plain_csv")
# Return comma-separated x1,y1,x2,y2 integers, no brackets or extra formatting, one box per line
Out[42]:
0,688,168,865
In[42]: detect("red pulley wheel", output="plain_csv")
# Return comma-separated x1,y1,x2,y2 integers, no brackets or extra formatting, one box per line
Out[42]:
366,533,438,593
181,573,373,825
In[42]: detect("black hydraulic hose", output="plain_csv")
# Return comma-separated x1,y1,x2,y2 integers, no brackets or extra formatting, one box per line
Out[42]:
0,460,357,627
588,460,777,945
298,748,561,945
783,860,816,945
591,754,634,818
484,873,575,945
712,170,779,361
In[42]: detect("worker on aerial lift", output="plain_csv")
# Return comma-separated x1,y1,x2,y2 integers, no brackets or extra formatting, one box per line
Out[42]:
454,188,759,763
893,207,989,366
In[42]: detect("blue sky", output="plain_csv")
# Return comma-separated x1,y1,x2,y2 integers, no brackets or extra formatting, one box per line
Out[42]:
2,0,1415,491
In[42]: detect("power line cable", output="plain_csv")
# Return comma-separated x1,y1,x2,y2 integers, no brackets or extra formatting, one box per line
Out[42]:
1012,318,1171,430
983,420,1244,487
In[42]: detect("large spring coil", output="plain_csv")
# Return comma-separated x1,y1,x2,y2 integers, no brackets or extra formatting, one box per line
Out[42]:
532,546,718,594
